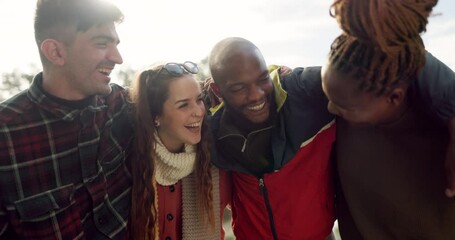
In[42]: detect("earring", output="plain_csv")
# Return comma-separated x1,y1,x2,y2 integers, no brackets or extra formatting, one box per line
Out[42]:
154,119,160,127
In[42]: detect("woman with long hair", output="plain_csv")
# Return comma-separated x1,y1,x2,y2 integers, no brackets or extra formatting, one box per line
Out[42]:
129,61,231,240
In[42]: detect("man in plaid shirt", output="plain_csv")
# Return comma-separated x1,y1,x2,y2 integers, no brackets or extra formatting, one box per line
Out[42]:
0,0,134,239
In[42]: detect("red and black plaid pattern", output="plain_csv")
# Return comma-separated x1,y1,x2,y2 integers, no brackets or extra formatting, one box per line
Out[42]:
0,73,134,239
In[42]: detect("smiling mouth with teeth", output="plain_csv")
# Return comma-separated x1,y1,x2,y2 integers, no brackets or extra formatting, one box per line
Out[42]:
186,122,202,128
98,68,112,76
247,101,266,111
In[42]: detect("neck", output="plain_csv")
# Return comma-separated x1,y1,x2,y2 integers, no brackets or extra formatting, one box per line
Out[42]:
157,132,184,153
42,70,87,101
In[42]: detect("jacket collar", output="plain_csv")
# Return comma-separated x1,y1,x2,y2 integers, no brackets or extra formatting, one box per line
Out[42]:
268,65,287,111
27,72,107,121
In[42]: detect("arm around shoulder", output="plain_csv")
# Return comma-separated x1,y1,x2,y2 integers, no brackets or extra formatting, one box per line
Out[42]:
414,51,455,124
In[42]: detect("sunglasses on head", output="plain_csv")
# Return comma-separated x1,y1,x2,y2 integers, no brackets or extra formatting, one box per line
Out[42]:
156,61,199,78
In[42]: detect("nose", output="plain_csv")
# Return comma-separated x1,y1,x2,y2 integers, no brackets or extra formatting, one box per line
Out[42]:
192,102,206,117
109,45,123,64
247,85,264,102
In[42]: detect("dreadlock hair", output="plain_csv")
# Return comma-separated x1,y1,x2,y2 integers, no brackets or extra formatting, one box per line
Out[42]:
129,65,215,239
328,0,438,96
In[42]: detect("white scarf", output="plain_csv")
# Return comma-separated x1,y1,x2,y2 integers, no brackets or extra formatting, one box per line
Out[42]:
153,136,221,240
154,137,196,186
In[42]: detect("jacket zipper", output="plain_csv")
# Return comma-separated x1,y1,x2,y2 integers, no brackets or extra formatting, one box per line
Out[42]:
218,126,274,153
259,178,279,240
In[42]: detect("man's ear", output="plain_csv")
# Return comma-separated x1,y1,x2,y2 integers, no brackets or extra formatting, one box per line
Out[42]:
40,39,66,66
387,87,406,106
209,82,222,98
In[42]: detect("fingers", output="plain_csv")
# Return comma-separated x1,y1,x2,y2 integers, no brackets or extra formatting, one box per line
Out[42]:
279,66,292,75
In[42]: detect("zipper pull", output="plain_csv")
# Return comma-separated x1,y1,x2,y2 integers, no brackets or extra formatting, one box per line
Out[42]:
259,178,264,188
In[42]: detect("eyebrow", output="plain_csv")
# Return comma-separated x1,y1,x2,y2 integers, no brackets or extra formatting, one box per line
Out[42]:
174,93,203,105
91,35,120,44
174,99,189,105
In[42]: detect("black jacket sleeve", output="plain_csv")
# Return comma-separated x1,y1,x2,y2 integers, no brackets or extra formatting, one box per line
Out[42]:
411,51,455,125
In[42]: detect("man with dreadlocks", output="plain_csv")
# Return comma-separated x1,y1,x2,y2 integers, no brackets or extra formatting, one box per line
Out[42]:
322,0,455,238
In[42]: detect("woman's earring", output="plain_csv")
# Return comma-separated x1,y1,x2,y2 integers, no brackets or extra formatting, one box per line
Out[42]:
154,119,160,127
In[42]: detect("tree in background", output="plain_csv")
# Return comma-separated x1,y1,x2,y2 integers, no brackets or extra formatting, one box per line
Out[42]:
115,66,136,87
1,68,36,101
196,57,210,82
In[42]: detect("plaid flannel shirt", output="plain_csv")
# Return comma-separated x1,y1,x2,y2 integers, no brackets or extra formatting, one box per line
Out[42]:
0,73,134,239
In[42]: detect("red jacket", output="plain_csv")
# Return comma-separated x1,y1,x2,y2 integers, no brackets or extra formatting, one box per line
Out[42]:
230,122,335,239
211,67,336,239
157,169,231,240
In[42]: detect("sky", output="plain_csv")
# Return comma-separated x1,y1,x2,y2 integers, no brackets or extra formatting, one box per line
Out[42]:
0,0,454,86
